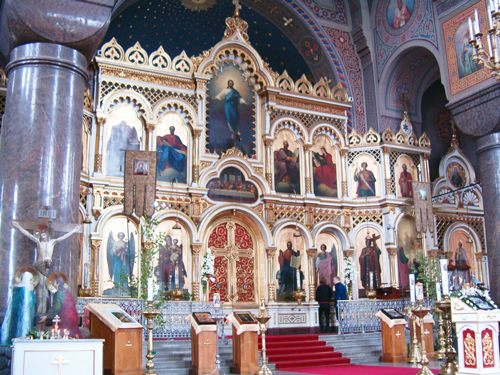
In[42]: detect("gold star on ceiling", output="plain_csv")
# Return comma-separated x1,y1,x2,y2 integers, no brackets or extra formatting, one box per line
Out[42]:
182,0,216,12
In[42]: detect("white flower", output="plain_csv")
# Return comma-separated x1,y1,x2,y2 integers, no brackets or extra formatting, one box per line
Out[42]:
210,277,215,282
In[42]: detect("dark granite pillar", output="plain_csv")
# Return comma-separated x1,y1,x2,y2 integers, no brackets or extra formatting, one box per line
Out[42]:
0,43,88,312
476,133,500,304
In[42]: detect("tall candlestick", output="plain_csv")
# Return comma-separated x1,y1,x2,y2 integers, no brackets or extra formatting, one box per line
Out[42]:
436,282,442,302
488,4,494,29
489,34,494,56
260,298,266,314
369,271,374,289
296,269,301,289
147,277,153,301
475,9,480,34
409,274,416,303
469,17,475,40
416,282,424,301
174,268,179,287
440,259,449,295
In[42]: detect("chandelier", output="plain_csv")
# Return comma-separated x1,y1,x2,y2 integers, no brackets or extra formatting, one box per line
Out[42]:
469,1,500,81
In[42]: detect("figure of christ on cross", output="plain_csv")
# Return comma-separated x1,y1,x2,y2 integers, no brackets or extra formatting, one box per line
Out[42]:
11,220,82,315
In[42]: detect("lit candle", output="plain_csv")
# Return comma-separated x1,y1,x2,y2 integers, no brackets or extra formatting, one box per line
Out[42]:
147,277,153,301
296,269,301,290
416,282,424,301
409,274,416,303
369,271,374,289
260,298,266,314
440,259,449,295
174,268,179,288
475,9,481,34
436,283,442,302
488,4,494,29
469,17,475,40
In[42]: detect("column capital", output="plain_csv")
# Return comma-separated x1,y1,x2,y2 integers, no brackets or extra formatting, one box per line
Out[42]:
306,248,317,259
382,146,391,154
339,149,349,157
386,247,398,256
263,138,274,147
192,129,203,138
96,116,106,127
422,152,431,160
191,244,203,254
303,144,313,152
146,122,156,133
91,238,102,250
266,247,277,258
343,249,354,258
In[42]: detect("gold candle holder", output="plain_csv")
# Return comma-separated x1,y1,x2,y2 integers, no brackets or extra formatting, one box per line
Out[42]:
365,288,376,300
405,303,421,363
412,299,433,375
431,306,446,360
435,297,458,375
256,314,273,375
141,300,160,375
292,289,305,305
170,285,183,301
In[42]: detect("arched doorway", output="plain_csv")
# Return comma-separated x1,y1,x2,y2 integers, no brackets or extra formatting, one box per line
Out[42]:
207,220,256,304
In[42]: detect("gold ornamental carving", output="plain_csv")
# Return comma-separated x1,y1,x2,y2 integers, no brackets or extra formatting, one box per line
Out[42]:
192,165,200,182
339,149,348,157
191,244,203,255
192,282,200,302
342,181,348,197
305,177,312,194
343,249,354,258
100,66,195,90
94,154,102,174
275,97,346,116
266,247,277,258
220,146,245,159
385,178,393,194
90,239,102,297
192,129,203,138
254,167,264,176
146,122,156,133
266,173,273,187
464,333,476,367
200,161,212,170
386,248,398,257
223,16,250,43
482,331,494,366
263,139,274,148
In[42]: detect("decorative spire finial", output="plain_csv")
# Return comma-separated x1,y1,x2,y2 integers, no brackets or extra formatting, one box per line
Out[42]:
233,0,241,17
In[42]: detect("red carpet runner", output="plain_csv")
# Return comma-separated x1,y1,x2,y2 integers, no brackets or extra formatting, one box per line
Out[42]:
259,334,350,370
287,364,439,375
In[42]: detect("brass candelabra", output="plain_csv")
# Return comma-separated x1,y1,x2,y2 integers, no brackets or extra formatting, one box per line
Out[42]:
256,314,274,375
411,300,433,375
170,285,183,301
435,297,458,375
292,289,305,305
431,306,447,360
141,300,160,375
405,303,421,363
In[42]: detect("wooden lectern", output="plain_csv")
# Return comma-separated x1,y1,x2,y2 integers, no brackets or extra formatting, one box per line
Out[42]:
410,312,435,359
227,312,259,374
376,309,407,363
86,303,143,375
189,313,218,375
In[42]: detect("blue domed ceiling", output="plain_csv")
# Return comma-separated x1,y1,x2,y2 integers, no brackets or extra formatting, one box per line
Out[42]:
106,0,335,82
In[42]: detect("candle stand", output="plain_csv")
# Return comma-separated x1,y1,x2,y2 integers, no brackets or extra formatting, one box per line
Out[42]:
405,304,421,363
256,314,273,375
435,298,458,375
204,303,226,375
365,288,376,300
170,285,183,301
431,306,447,360
411,300,433,375
141,301,160,375
292,289,305,305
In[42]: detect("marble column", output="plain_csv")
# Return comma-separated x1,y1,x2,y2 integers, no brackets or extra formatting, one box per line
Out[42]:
476,133,500,304
303,145,313,195
0,43,88,310
263,138,274,189
94,117,105,173
192,129,202,185
266,247,277,302
339,150,348,197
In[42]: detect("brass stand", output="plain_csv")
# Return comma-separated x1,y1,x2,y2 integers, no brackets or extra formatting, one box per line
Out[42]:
170,285,183,301
412,300,433,375
435,298,458,375
432,306,446,360
255,315,273,375
405,303,421,363
292,290,305,305
141,300,160,375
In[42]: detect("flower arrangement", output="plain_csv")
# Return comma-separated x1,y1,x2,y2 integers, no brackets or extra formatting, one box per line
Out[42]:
343,257,356,286
452,286,498,310
201,248,215,293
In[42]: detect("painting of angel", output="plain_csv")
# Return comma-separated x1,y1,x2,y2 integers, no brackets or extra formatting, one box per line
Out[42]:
106,231,136,295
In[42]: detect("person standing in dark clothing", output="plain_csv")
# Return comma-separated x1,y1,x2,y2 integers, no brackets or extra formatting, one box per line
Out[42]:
316,277,332,333
333,276,347,320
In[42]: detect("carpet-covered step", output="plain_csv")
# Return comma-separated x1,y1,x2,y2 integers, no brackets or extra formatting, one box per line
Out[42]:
268,351,343,363
274,356,351,370
266,345,335,355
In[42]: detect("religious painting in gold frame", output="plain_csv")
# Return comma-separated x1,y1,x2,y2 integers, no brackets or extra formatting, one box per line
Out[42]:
448,229,475,278
394,155,417,199
206,62,256,157
315,232,340,288
155,219,190,294
396,217,422,289
275,227,306,302
273,130,301,194
351,154,379,198
355,227,384,297
446,161,467,189
311,135,338,198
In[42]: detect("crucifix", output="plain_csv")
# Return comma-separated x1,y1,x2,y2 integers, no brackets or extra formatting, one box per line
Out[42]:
210,221,254,304
50,355,69,375
11,215,82,315
233,0,241,17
